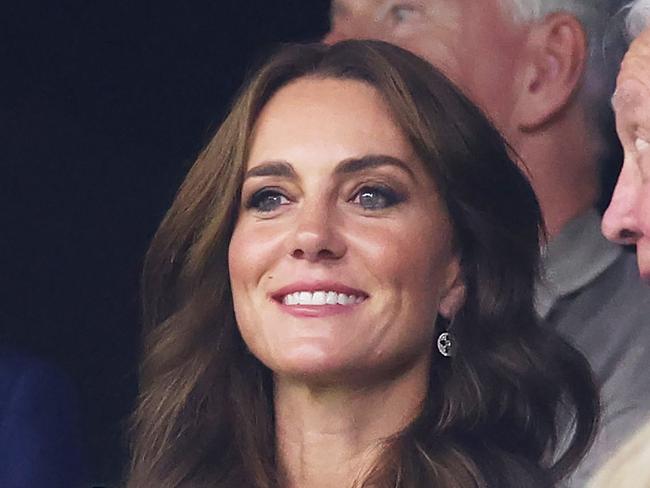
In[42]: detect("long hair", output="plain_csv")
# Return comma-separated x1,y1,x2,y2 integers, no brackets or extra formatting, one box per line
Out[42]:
128,40,598,488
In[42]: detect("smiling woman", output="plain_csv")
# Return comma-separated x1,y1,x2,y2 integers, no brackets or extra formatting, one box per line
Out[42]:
229,77,462,388
127,40,598,488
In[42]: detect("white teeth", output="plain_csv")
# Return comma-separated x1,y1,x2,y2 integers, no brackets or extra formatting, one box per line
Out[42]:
283,293,298,305
337,294,359,305
635,137,649,152
312,291,326,305
281,290,365,306
326,291,338,305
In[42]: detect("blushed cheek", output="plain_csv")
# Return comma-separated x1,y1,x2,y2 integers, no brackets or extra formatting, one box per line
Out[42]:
228,222,281,284
227,231,264,358
388,235,452,310
227,228,246,290
227,225,259,319
228,221,291,337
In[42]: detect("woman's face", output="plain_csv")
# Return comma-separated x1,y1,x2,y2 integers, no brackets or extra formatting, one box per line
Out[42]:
228,77,463,385
602,28,650,282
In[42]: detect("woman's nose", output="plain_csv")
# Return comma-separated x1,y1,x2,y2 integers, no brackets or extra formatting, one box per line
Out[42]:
289,206,346,262
602,165,643,245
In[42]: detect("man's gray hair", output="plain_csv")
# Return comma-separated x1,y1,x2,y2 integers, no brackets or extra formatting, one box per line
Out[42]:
505,0,605,24
500,0,619,144
626,0,650,39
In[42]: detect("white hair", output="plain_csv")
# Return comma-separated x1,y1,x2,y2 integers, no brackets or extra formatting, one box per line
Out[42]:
501,0,611,74
500,0,618,143
505,0,600,23
502,0,610,84
626,0,650,39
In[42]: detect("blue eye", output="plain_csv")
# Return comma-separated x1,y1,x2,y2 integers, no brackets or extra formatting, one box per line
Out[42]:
248,189,290,213
352,186,402,210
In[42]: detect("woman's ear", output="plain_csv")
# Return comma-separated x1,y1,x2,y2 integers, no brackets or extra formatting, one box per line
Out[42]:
438,262,465,319
511,12,588,131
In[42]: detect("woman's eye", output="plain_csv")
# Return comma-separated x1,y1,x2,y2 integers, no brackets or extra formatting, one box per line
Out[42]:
352,186,402,210
248,189,290,213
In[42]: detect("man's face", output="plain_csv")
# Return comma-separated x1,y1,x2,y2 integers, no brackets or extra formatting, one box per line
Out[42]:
602,28,650,282
325,0,529,135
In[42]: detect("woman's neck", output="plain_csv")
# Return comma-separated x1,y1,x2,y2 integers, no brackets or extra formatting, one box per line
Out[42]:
274,362,429,488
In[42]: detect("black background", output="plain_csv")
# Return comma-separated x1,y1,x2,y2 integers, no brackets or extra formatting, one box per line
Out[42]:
3,1,329,483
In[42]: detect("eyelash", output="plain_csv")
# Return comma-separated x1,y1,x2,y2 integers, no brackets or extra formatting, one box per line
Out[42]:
350,184,404,210
244,183,405,214
246,188,290,213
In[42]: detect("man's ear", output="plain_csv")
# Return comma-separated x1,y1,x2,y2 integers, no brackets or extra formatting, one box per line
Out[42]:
512,13,587,131
438,263,465,319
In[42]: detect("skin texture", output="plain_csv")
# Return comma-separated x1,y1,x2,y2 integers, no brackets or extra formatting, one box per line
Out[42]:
227,77,464,487
602,27,650,282
324,0,598,239
324,0,525,132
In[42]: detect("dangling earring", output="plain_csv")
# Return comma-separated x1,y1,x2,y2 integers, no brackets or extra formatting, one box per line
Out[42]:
437,331,454,357
435,314,456,357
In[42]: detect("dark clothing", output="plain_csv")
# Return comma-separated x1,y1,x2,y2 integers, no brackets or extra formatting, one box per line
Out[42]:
0,349,85,488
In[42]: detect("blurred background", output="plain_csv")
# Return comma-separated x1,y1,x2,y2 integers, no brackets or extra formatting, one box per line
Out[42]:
2,1,329,484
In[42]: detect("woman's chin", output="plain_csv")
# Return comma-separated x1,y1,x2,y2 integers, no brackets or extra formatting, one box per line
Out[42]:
265,342,363,385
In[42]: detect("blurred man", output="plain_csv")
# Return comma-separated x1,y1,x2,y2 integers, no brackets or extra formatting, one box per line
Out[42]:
592,2,650,485
602,1,650,280
326,1,650,485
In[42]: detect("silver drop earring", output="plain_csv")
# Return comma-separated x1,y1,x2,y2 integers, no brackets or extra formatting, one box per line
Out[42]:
437,331,454,357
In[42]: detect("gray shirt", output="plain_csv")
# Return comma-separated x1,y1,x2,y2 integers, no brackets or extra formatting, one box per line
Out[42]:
536,209,650,486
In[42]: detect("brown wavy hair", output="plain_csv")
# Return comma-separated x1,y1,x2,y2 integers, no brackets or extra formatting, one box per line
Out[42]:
127,40,598,488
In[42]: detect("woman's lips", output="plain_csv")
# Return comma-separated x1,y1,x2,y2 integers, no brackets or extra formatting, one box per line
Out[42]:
275,300,364,318
270,281,368,317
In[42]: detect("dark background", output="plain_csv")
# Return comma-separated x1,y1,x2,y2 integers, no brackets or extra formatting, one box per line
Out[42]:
2,1,329,484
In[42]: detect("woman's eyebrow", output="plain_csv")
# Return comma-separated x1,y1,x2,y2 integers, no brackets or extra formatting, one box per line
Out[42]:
335,154,416,180
243,154,417,181
244,161,296,180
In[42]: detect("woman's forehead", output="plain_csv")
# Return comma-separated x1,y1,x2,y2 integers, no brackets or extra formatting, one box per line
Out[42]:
246,78,416,171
